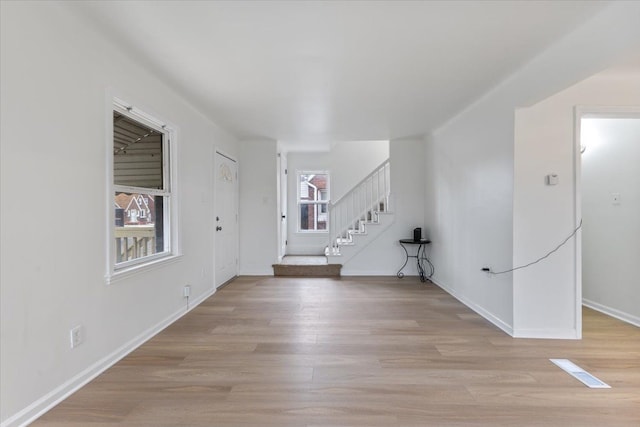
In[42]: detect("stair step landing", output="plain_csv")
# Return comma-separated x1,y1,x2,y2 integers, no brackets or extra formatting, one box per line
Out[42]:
273,256,341,277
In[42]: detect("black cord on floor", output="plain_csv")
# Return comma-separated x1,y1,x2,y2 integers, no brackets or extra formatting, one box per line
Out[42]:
419,244,435,279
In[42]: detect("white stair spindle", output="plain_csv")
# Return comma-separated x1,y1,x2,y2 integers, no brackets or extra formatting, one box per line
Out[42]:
383,164,387,211
376,168,380,210
352,192,356,231
370,176,374,220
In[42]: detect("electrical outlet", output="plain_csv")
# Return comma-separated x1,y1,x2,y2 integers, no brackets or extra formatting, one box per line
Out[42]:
70,325,83,348
183,285,191,298
481,267,493,278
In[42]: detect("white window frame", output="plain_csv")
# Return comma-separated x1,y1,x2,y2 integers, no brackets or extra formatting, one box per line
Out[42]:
106,98,181,284
297,170,329,233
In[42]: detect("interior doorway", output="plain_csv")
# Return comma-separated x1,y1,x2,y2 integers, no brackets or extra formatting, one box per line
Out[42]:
214,151,239,287
576,108,640,330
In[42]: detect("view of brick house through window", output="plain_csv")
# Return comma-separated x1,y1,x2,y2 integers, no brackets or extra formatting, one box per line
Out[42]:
298,172,329,232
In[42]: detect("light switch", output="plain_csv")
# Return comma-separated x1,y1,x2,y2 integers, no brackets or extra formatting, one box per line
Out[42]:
546,174,559,186
612,193,621,205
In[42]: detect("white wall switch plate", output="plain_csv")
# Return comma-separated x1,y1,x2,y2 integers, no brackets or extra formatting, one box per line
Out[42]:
545,174,559,185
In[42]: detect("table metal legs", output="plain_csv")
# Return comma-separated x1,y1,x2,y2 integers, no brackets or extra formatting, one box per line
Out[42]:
397,242,427,282
397,243,410,278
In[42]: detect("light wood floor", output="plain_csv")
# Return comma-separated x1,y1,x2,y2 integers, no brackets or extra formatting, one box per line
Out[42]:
34,276,640,426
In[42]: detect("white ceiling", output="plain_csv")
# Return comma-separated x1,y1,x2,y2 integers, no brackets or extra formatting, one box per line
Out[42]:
71,0,609,151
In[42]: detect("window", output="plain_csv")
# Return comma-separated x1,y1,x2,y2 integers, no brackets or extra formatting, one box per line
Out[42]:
110,99,176,276
298,172,329,232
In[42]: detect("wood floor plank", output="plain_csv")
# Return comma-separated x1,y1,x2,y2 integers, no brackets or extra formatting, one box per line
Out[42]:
33,277,640,426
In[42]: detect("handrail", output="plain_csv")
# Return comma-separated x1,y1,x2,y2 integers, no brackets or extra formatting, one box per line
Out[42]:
329,159,391,207
328,159,390,254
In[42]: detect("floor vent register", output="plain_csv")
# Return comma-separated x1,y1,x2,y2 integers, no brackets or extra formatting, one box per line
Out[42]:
550,358,611,389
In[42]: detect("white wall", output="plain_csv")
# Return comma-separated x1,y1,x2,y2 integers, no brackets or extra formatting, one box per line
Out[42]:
286,152,330,255
513,74,640,338
0,3,238,425
425,106,515,333
330,140,389,202
425,1,640,337
342,138,425,276
238,139,279,273
582,118,640,325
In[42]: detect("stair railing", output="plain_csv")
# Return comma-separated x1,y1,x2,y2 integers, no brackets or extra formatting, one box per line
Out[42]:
328,159,390,254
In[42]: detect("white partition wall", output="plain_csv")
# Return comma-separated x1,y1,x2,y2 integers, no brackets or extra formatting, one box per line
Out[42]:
426,2,640,338
238,139,279,274
513,75,640,338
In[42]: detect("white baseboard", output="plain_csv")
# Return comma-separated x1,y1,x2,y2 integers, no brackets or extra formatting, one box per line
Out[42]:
239,268,274,276
430,277,514,336
341,270,398,276
583,298,640,327
1,287,217,427
512,328,579,339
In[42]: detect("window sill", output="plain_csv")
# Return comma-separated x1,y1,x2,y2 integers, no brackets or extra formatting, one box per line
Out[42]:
105,253,183,285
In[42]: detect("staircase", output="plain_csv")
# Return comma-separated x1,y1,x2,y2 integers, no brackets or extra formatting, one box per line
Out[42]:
326,159,395,265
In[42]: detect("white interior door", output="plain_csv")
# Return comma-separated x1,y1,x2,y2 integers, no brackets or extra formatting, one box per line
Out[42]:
215,151,238,287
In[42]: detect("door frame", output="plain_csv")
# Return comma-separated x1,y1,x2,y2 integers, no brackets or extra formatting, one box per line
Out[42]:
277,152,288,262
214,148,239,288
573,105,640,337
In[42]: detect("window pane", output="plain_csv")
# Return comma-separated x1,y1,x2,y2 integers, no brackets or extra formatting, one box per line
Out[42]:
299,178,309,200
299,202,328,231
317,206,327,230
299,173,328,202
113,112,164,189
300,204,311,230
298,171,329,232
114,192,166,263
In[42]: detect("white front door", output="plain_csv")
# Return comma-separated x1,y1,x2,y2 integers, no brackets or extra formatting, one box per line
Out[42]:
215,151,238,287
